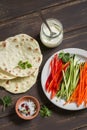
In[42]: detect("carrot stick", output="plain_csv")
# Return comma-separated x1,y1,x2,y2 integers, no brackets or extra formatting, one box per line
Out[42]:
67,62,87,107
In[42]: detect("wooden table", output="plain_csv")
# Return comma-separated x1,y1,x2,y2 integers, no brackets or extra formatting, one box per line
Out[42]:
0,0,87,130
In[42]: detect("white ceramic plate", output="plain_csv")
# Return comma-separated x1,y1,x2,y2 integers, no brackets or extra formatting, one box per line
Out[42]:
41,48,87,110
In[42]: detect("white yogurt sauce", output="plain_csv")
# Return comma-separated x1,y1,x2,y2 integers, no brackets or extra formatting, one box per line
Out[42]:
18,100,36,116
40,19,63,48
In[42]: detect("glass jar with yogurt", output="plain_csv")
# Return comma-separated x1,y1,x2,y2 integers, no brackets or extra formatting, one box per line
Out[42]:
40,18,63,48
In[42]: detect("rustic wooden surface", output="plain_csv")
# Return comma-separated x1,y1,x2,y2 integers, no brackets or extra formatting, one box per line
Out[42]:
0,0,87,130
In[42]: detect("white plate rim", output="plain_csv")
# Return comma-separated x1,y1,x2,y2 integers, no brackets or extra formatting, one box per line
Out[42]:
41,48,87,110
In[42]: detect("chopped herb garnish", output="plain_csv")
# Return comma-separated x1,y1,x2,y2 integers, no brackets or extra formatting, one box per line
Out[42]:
0,96,12,111
40,105,52,117
59,52,71,63
27,63,32,68
18,61,32,69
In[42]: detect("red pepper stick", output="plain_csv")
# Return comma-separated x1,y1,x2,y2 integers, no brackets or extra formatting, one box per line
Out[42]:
47,64,62,92
45,73,52,90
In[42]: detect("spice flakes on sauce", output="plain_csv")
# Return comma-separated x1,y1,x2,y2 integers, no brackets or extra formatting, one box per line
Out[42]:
18,100,36,116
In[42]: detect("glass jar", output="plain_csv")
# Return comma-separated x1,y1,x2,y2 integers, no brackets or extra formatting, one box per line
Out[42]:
40,18,63,48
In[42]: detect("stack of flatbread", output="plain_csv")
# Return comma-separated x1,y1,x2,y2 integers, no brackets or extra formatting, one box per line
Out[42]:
0,34,42,94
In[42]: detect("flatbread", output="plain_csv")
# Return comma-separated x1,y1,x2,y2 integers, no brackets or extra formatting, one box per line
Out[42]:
0,69,39,94
0,68,16,79
0,34,42,78
0,34,42,94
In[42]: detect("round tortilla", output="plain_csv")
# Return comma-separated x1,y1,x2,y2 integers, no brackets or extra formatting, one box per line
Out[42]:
0,69,39,94
0,34,42,78
0,68,16,79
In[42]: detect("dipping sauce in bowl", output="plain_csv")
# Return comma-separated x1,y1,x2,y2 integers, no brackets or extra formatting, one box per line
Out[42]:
40,18,63,48
15,96,40,120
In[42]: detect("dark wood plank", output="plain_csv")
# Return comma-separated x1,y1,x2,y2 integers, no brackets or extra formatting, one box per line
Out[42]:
41,0,87,33
0,104,87,130
0,12,41,41
0,0,72,23
0,0,87,41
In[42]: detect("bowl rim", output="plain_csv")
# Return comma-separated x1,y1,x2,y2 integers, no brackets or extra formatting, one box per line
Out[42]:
15,95,40,120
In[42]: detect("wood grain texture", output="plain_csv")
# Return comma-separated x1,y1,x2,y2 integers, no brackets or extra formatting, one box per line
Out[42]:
0,0,72,23
0,0,87,40
0,0,87,130
41,0,87,32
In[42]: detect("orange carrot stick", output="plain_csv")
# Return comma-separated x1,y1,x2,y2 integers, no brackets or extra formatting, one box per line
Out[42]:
67,62,87,107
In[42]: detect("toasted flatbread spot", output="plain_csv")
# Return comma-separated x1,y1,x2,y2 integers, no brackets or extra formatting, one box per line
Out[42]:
15,45,19,48
28,47,32,50
2,42,6,47
30,38,34,41
26,38,28,41
6,80,9,84
38,57,41,62
22,34,24,37
35,48,39,51
15,89,18,92
16,84,18,89
13,38,17,42
22,38,24,41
